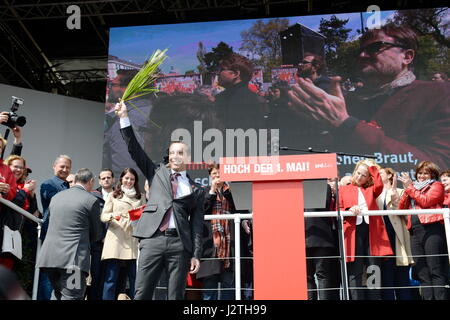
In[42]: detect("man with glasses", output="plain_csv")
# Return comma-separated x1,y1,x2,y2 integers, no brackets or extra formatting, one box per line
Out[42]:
215,53,267,135
431,72,447,82
288,23,450,169
297,53,331,92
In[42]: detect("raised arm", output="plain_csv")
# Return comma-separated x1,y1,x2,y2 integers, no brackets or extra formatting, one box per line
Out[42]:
368,165,383,199
115,101,156,182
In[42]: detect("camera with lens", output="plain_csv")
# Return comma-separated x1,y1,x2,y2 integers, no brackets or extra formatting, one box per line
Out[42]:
3,96,27,129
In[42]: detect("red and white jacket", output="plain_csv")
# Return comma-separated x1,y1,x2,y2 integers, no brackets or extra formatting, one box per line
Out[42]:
339,166,393,262
398,181,445,229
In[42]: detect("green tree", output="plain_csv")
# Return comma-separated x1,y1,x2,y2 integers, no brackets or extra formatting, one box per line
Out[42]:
393,8,450,48
240,18,289,80
414,35,449,80
334,40,360,79
203,41,234,73
196,41,207,74
318,15,352,72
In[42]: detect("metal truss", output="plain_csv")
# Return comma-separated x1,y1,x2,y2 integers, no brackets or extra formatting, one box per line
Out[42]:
56,69,107,82
0,0,313,101
0,0,309,21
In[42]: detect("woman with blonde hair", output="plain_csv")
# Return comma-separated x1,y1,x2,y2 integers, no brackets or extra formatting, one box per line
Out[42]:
377,167,414,300
339,159,393,300
101,167,145,300
398,161,447,300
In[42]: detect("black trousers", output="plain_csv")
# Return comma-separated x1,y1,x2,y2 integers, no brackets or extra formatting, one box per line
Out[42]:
306,247,341,300
410,220,449,300
43,267,87,300
134,232,190,300
346,222,382,300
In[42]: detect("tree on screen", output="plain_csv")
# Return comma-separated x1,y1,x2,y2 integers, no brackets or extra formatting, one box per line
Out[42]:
318,15,352,72
240,18,289,81
393,8,450,48
203,41,234,73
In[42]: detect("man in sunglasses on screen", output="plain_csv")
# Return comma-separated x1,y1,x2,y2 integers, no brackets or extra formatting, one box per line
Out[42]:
288,23,450,169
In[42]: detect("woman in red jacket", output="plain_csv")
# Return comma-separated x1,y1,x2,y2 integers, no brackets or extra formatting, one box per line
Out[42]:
440,170,450,207
339,159,393,300
398,161,447,300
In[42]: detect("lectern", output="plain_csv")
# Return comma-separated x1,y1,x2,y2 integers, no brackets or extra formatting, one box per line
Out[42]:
220,154,338,300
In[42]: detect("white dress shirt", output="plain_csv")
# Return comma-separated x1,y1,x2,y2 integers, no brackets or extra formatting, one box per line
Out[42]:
168,170,192,228
102,188,112,200
356,188,370,225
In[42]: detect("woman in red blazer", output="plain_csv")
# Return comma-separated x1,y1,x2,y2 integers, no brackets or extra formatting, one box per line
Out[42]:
339,159,393,300
398,161,447,300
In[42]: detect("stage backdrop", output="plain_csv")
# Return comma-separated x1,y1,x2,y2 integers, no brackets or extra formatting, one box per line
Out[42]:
104,8,450,185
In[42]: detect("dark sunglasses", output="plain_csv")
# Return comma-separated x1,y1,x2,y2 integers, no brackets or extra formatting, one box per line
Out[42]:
298,60,313,65
358,41,408,56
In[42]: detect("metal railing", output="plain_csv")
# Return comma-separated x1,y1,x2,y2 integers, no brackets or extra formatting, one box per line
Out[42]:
1,193,449,301
0,197,43,300
203,207,450,300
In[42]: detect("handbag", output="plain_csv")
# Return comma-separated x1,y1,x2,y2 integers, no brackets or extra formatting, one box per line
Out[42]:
2,225,22,260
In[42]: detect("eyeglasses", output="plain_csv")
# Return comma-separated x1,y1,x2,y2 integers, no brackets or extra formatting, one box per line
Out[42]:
298,60,313,66
358,41,408,56
218,67,233,73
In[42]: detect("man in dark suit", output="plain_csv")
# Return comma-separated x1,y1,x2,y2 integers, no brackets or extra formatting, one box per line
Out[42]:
305,184,340,300
36,168,104,300
37,154,72,300
85,168,113,300
40,155,72,241
115,101,204,300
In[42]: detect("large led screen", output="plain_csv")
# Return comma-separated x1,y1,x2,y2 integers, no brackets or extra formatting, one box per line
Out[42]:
103,8,450,185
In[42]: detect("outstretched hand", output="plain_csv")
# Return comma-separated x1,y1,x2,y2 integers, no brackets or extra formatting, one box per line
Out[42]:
287,77,349,128
398,172,413,189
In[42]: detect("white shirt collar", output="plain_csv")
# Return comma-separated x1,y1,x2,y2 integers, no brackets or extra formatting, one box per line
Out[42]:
171,169,187,179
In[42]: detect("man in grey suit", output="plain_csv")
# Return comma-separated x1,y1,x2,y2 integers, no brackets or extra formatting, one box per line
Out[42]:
115,101,204,300
36,168,104,300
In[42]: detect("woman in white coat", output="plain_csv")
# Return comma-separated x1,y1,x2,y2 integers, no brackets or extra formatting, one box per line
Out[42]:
377,167,414,300
101,168,145,300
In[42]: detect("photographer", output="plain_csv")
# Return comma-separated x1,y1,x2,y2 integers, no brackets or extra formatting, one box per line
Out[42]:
0,136,18,270
0,111,24,156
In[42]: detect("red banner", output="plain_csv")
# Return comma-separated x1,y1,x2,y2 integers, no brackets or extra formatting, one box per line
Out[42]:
220,154,338,181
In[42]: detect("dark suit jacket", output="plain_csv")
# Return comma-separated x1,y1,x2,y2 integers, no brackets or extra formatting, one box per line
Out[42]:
90,190,108,242
197,186,236,279
36,185,103,273
120,125,204,259
304,185,337,248
39,176,70,240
